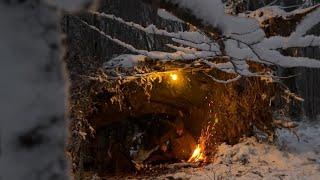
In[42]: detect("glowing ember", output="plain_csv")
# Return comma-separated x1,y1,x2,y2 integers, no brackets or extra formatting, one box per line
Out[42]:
188,144,205,163
170,73,178,81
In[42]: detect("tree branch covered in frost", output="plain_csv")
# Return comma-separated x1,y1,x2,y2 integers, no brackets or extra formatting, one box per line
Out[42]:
79,1,320,83
89,11,220,52
256,5,320,49
79,18,217,61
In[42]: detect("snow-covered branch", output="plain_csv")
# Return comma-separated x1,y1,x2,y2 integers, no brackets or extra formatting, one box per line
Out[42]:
257,6,320,50
78,18,217,61
89,11,219,50
203,72,242,84
80,1,320,83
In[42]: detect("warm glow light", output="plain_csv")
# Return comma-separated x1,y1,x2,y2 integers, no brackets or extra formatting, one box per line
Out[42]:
170,73,178,81
188,123,213,163
188,144,205,163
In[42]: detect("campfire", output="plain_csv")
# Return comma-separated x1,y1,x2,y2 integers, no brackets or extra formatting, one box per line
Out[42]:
188,144,205,162
188,122,214,163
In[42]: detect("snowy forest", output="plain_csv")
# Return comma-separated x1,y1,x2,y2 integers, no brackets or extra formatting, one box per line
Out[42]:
1,0,320,179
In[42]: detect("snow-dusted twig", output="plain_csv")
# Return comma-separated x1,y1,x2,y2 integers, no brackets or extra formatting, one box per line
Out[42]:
89,11,217,46
203,71,242,84
77,18,217,61
79,2,320,83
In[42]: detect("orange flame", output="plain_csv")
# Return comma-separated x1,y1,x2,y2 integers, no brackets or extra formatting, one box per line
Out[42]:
188,122,215,163
188,144,205,162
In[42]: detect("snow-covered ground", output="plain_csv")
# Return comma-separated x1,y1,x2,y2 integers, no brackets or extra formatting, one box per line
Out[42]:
159,121,320,180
